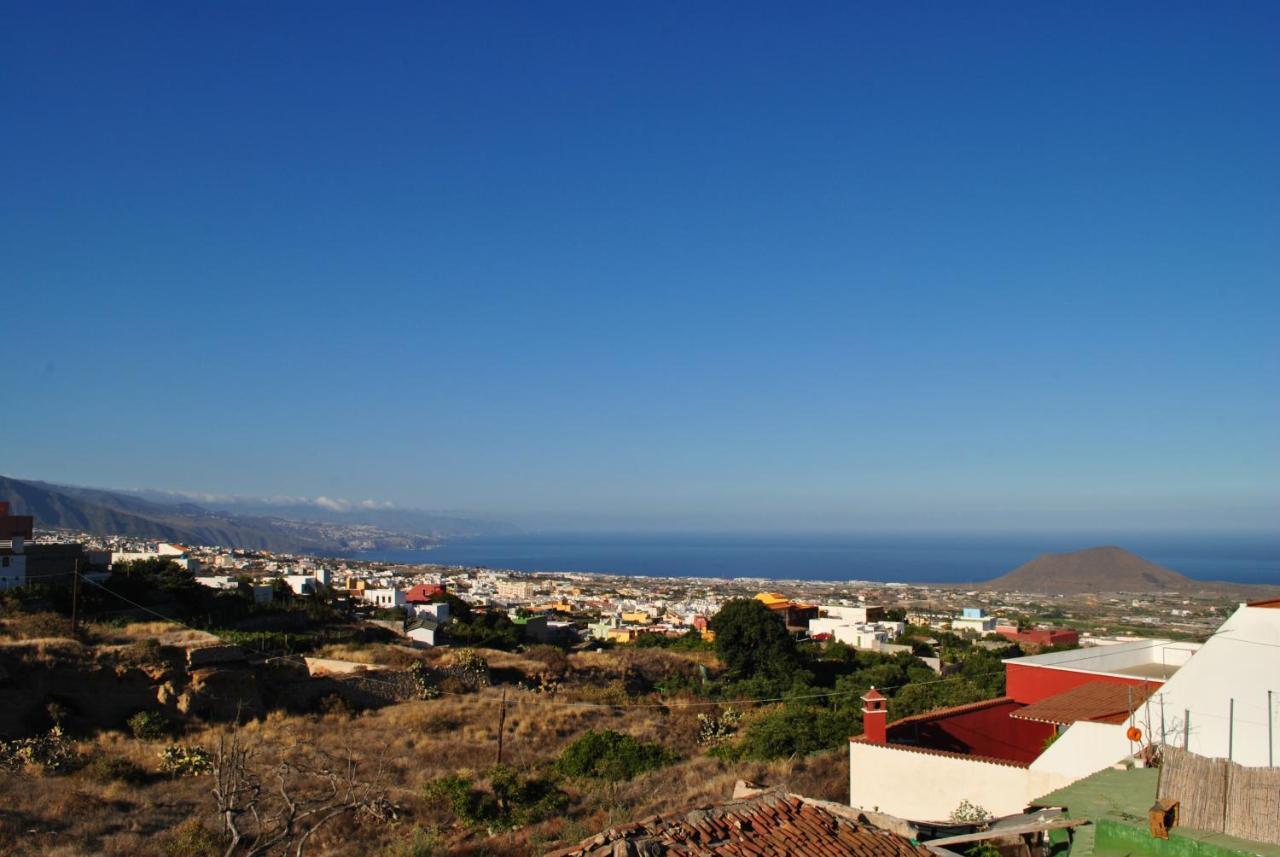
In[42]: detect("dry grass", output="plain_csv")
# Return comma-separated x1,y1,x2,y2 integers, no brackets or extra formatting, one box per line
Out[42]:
92,620,220,648
1,681,848,856
311,642,427,669
0,638,842,856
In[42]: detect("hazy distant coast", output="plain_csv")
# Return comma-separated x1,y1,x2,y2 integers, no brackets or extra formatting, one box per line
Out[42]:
339,531,1280,586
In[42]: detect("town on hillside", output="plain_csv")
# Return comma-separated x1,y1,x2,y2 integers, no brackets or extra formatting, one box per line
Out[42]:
3,501,1278,857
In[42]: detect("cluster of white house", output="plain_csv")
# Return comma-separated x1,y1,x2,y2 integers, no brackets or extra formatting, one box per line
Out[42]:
808,604,906,649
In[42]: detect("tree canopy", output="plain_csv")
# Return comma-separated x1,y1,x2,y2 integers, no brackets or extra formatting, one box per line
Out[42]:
709,599,799,680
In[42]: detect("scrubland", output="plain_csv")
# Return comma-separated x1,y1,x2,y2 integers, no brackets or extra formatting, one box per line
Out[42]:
0,631,847,857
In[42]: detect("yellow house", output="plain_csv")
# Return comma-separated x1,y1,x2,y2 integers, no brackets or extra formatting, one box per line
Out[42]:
606,628,639,643
754,592,790,608
620,611,651,625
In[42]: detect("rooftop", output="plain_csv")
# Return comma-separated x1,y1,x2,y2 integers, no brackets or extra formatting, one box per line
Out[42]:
1005,638,1200,682
1012,682,1155,726
545,788,933,857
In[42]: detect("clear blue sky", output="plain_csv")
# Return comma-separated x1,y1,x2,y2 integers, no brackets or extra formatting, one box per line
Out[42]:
3,2,1277,532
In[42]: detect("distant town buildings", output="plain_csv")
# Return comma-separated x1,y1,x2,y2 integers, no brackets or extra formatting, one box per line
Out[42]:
951,607,996,634
995,626,1080,648
808,604,908,654
496,579,537,601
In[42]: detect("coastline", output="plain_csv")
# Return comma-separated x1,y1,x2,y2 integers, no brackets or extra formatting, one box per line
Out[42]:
329,530,1280,587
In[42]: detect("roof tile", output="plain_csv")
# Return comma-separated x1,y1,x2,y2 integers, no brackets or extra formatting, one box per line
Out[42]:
545,790,932,857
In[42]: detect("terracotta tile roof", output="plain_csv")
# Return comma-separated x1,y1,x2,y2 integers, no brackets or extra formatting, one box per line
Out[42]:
1011,682,1155,726
545,789,932,857
405,583,445,602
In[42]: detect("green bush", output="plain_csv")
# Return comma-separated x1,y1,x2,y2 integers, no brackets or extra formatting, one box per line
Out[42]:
556,729,679,781
423,766,566,830
159,744,212,776
0,726,83,774
717,705,851,761
128,710,171,740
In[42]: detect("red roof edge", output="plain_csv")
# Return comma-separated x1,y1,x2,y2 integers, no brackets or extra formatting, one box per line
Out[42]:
880,695,1017,731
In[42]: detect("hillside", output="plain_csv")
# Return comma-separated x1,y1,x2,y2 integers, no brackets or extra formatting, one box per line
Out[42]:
984,546,1194,594
0,476,510,554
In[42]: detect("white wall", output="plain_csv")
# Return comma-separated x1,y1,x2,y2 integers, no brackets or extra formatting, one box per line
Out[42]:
809,617,847,637
1031,720,1136,780
194,575,238,590
366,588,406,608
1007,639,1198,675
823,605,873,624
407,626,437,648
952,617,996,633
0,553,26,590
285,575,316,595
849,742,1072,821
411,602,449,622
1145,605,1280,767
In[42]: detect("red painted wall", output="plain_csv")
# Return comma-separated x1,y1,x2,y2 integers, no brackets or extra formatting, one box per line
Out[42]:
887,701,1054,764
1005,663,1161,705
0,504,34,540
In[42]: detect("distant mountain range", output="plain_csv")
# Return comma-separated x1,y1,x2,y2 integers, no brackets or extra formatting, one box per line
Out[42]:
983,545,1194,593
0,476,516,554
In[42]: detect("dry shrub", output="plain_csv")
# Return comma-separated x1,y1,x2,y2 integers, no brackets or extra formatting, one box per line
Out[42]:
523,645,570,678
313,643,425,669
0,612,75,641
84,753,148,785
162,818,221,857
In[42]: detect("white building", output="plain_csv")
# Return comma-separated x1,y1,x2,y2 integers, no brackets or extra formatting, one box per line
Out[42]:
406,620,441,648
951,607,996,634
821,605,885,625
496,579,537,601
283,574,325,595
409,601,450,623
1042,600,1280,769
194,575,239,590
809,608,905,652
0,537,27,590
365,587,406,609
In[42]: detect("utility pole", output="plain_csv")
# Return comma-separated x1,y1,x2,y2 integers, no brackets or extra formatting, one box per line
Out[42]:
1228,698,1235,762
70,560,80,635
495,689,508,766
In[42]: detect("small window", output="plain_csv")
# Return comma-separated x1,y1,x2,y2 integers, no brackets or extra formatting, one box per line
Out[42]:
1,557,9,568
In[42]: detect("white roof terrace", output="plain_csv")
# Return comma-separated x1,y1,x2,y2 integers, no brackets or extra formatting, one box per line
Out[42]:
1004,638,1201,682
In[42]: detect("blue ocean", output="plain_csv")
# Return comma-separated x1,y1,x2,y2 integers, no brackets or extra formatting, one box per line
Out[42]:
339,531,1280,585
